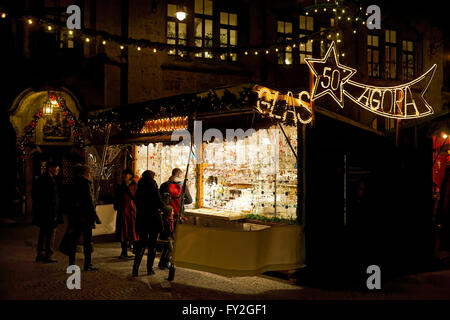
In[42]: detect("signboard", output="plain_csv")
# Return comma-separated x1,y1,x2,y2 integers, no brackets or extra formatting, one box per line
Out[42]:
253,41,437,125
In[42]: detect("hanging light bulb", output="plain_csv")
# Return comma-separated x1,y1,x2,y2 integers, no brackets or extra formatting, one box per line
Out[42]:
85,37,90,42
120,45,125,50
28,18,33,24
137,46,141,51
176,3,187,21
102,40,106,45
47,25,52,31
153,48,157,53
68,30,73,35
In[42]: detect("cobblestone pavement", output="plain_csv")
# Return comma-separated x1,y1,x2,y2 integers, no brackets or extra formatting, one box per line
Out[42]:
2,220,450,300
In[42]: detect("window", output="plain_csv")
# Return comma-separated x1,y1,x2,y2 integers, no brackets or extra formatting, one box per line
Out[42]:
167,4,187,56
59,29,75,49
195,0,214,58
299,15,314,64
277,21,293,65
385,30,397,79
367,34,380,78
402,40,415,80
219,12,238,61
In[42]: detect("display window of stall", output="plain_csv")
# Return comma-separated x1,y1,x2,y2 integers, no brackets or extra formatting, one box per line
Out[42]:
136,142,197,206
202,125,298,220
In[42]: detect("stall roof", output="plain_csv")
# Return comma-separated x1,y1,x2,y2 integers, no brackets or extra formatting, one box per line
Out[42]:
87,82,389,138
88,83,258,121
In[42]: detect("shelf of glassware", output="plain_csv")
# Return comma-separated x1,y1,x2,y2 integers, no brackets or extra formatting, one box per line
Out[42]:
202,166,297,220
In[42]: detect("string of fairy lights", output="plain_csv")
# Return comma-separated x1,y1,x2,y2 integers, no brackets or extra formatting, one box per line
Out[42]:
1,0,370,58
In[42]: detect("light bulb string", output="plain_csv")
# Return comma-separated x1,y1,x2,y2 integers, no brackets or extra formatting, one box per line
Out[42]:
3,10,350,56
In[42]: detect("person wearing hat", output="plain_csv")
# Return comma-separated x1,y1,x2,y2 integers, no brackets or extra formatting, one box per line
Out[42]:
32,161,63,263
114,168,138,258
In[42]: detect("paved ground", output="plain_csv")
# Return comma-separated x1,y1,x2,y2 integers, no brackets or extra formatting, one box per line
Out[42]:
2,218,450,300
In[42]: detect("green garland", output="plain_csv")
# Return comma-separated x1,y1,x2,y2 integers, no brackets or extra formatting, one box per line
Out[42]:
87,87,260,134
246,214,298,225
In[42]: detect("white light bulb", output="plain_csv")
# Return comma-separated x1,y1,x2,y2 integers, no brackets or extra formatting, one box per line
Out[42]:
176,11,186,21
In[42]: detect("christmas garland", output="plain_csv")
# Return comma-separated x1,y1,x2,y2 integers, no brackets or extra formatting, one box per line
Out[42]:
17,93,84,159
88,87,260,135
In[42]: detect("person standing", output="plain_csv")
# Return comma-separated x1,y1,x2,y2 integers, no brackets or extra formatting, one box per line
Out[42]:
158,168,193,269
114,169,138,258
32,161,63,263
132,170,164,276
68,164,101,271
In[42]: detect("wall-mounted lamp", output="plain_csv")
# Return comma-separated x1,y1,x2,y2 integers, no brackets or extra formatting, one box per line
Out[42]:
176,3,187,21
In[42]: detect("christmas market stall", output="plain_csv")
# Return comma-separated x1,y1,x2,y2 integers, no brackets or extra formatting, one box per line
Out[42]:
88,83,308,275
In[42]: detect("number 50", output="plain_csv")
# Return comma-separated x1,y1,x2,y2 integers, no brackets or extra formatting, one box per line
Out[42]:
320,67,341,90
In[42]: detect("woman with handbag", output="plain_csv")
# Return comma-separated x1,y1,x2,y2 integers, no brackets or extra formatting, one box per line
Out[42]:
132,170,165,276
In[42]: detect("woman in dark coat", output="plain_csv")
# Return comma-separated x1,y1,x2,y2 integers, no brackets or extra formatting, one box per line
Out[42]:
67,164,101,270
132,170,164,276
114,169,138,258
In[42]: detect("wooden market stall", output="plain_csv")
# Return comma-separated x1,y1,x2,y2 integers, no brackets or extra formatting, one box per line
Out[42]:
88,83,306,275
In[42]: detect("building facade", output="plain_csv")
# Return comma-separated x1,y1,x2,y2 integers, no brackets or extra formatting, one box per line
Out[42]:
2,0,448,275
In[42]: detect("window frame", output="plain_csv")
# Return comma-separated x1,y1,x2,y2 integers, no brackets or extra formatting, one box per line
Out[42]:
367,34,380,78
384,29,398,80
402,40,415,81
194,0,214,59
277,20,294,65
219,11,239,62
299,15,314,64
167,3,188,57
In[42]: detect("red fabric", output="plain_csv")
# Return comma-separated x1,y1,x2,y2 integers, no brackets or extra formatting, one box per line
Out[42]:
168,183,182,216
121,183,138,243
433,136,449,191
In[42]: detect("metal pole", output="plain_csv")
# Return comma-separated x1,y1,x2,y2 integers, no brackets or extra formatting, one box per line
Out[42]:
95,123,112,207
278,122,298,159
169,117,194,281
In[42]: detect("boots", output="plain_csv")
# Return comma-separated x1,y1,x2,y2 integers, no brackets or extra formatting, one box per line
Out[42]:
120,242,128,258
132,245,145,277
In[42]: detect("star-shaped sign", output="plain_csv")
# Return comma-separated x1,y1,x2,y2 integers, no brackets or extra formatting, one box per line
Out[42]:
305,41,356,108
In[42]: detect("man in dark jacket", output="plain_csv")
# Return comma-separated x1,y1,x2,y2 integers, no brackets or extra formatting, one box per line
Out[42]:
158,168,193,269
132,170,164,276
68,164,101,271
32,161,63,263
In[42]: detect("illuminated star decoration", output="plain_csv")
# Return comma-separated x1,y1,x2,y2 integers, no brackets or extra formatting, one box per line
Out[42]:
305,41,356,108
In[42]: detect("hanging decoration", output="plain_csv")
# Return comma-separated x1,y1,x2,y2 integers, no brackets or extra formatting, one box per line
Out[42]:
305,42,437,119
140,116,189,134
17,93,84,159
